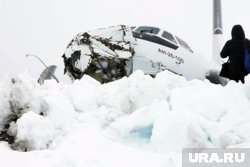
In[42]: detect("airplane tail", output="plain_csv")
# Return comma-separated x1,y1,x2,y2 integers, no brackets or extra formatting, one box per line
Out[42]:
213,0,223,64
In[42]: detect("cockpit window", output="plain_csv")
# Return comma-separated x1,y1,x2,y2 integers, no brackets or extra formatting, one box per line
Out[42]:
162,31,177,44
175,36,193,53
134,26,160,35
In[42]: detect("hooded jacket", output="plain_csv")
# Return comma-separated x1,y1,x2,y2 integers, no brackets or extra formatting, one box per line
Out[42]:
220,25,250,78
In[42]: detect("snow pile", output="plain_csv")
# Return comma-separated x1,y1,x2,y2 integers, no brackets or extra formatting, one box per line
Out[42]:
0,71,250,166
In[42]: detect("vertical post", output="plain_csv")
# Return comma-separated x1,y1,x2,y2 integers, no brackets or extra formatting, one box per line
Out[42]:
213,0,223,64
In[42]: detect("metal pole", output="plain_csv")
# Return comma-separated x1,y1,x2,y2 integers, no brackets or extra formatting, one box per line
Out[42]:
212,0,223,65
213,0,223,34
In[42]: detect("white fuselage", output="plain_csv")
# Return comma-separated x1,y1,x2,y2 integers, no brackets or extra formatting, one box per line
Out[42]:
132,27,218,80
63,25,225,84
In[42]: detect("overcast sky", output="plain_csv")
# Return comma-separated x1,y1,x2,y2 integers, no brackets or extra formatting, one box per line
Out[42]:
1,0,250,81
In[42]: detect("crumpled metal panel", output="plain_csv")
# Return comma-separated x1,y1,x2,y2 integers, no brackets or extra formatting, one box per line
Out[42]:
62,25,135,83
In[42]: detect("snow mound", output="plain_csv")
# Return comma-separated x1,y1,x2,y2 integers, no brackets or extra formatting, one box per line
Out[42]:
0,71,250,166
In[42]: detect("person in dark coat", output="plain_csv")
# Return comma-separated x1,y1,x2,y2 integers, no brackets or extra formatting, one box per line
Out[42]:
220,24,250,83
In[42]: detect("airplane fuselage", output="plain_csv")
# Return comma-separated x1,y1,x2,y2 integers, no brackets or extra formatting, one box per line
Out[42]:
131,26,218,80
62,25,226,85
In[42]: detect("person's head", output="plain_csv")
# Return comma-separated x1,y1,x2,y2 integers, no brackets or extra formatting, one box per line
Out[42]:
231,25,245,40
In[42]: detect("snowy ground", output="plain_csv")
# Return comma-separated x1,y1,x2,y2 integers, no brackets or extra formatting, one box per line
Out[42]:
0,70,250,167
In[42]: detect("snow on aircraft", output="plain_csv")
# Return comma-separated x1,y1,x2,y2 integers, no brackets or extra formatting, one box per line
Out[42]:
60,0,226,85
36,0,227,85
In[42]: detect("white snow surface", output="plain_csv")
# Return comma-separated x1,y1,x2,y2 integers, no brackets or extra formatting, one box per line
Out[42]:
1,70,250,167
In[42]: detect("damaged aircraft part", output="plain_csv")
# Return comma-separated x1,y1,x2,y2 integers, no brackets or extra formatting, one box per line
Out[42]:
0,130,15,144
62,25,227,85
26,54,59,84
206,70,228,86
38,65,57,85
62,25,135,83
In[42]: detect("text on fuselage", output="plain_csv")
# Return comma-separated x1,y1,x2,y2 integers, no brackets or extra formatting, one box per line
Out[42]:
158,48,184,65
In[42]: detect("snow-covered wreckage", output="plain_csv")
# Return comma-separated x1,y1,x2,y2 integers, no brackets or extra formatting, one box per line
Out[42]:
62,25,226,85
62,25,135,83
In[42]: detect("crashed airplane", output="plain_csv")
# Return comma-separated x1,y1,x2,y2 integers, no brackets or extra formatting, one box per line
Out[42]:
29,0,227,85
61,24,224,85
35,0,225,85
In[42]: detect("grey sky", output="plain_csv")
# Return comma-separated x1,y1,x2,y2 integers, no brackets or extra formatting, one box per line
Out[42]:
0,0,250,81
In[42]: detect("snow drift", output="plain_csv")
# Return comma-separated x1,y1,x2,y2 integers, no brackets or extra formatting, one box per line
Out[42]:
0,71,250,166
